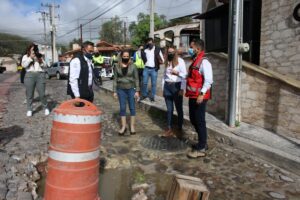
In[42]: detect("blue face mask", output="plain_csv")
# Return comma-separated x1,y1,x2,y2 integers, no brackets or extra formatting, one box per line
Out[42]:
188,48,195,57
85,53,93,60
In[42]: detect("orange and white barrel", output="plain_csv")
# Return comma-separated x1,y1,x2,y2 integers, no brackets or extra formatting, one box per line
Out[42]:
44,99,102,200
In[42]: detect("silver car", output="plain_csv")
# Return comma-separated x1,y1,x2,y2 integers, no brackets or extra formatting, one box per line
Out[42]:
45,62,69,79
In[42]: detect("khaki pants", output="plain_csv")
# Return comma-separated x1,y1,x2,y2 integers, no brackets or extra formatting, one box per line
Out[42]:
24,72,47,111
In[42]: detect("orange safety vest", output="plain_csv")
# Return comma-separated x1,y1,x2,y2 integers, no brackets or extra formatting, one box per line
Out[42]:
185,53,211,100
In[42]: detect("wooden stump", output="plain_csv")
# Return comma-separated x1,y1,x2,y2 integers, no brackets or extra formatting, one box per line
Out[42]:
167,174,210,200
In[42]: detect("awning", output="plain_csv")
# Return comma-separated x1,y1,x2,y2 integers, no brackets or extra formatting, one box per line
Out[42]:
193,4,229,19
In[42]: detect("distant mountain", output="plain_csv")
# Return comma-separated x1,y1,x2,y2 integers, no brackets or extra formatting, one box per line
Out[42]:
0,33,32,56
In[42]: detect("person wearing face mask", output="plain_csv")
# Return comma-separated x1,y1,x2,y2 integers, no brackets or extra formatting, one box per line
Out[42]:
92,50,104,85
140,38,164,102
113,50,140,135
67,41,95,102
161,46,187,137
133,44,147,92
185,39,213,158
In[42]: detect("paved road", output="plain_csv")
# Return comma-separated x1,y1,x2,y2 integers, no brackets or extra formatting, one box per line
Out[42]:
0,74,299,200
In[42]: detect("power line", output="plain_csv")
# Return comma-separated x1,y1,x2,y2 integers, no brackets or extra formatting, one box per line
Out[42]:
57,0,125,39
120,0,147,16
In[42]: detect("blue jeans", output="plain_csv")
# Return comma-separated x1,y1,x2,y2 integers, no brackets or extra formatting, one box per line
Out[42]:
163,82,183,129
117,88,136,116
142,67,158,98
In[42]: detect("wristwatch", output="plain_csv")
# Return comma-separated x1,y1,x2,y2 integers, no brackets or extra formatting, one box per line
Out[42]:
200,92,205,96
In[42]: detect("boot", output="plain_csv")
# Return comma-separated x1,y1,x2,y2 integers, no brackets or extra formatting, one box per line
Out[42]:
119,116,127,135
130,116,136,135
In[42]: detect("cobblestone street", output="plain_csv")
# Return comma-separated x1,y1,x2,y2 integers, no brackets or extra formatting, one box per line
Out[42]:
0,75,300,200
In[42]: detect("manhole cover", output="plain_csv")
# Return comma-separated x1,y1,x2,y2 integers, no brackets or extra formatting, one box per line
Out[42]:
141,135,188,151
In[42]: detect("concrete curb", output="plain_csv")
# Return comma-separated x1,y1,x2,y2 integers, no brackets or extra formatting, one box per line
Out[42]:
100,86,300,176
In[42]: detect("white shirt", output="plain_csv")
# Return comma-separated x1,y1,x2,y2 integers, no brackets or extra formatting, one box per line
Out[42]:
163,57,187,90
21,55,46,72
69,56,93,98
199,59,213,94
144,46,164,68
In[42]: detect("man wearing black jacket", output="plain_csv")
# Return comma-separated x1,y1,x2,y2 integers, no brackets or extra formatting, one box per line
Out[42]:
140,38,164,102
67,41,95,102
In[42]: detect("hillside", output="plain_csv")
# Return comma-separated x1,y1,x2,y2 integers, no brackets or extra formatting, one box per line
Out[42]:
0,33,32,56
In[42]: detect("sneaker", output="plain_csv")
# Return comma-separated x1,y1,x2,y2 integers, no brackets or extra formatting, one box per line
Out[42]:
139,96,147,102
187,148,206,158
150,97,155,102
26,111,32,117
44,108,50,116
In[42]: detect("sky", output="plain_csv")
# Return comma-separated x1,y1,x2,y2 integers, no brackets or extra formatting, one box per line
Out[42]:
0,0,202,44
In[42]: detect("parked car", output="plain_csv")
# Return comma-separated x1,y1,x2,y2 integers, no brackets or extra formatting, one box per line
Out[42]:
45,62,69,80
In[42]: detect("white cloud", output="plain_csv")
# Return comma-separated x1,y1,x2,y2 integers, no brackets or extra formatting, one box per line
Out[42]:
0,0,202,44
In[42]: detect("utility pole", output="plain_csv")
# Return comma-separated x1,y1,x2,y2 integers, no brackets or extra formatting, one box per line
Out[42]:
227,0,241,127
80,24,83,45
42,3,59,64
149,0,155,38
124,21,127,45
38,11,48,43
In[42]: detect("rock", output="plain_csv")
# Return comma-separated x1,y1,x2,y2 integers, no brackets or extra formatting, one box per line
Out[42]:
0,186,8,200
17,192,32,200
132,183,150,191
30,172,40,182
279,175,294,183
263,163,271,168
11,155,22,162
105,158,120,169
18,181,28,192
131,189,148,200
268,192,285,199
244,171,256,179
6,190,17,200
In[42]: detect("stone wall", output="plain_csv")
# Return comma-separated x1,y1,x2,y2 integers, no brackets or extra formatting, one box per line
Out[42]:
207,53,300,139
260,0,300,80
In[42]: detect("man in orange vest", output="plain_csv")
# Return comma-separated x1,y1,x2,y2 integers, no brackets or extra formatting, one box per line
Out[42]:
185,39,213,158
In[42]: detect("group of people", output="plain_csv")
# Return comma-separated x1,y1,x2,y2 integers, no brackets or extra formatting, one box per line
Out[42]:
21,37,213,158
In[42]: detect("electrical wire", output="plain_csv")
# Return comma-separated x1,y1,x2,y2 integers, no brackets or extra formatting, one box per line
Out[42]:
57,0,126,39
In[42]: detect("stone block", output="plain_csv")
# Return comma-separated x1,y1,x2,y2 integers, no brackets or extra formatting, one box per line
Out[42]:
289,54,300,61
271,50,283,58
277,21,288,30
281,29,294,38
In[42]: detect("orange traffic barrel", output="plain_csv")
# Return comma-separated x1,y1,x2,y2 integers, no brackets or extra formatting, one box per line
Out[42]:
44,99,102,200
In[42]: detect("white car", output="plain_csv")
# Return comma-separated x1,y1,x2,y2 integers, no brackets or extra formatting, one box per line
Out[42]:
45,62,69,79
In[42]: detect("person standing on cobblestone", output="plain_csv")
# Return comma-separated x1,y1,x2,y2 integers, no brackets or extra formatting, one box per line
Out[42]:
161,46,187,137
21,43,49,117
185,39,213,158
67,41,95,102
133,44,147,93
113,49,140,135
140,38,164,102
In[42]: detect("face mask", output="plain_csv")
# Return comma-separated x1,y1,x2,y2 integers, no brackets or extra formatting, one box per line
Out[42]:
148,44,153,49
167,53,175,61
122,58,130,64
85,53,93,60
188,48,195,57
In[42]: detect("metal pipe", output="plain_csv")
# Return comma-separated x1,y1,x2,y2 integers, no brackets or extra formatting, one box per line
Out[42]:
227,0,241,127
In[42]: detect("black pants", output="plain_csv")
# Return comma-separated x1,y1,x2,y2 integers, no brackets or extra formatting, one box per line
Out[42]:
189,98,207,150
137,68,144,90
70,88,94,103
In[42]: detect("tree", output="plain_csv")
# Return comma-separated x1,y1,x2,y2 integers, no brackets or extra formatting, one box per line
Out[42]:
99,16,125,44
129,13,168,47
68,38,81,49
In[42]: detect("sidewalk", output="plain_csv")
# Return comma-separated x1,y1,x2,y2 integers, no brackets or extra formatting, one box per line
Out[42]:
101,80,300,175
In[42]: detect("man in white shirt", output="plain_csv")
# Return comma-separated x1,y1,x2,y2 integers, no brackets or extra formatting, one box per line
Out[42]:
67,41,95,102
140,38,164,102
186,39,213,158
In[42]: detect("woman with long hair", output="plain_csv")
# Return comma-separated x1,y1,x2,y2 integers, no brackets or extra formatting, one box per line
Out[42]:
21,43,49,117
161,46,187,137
113,49,140,135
